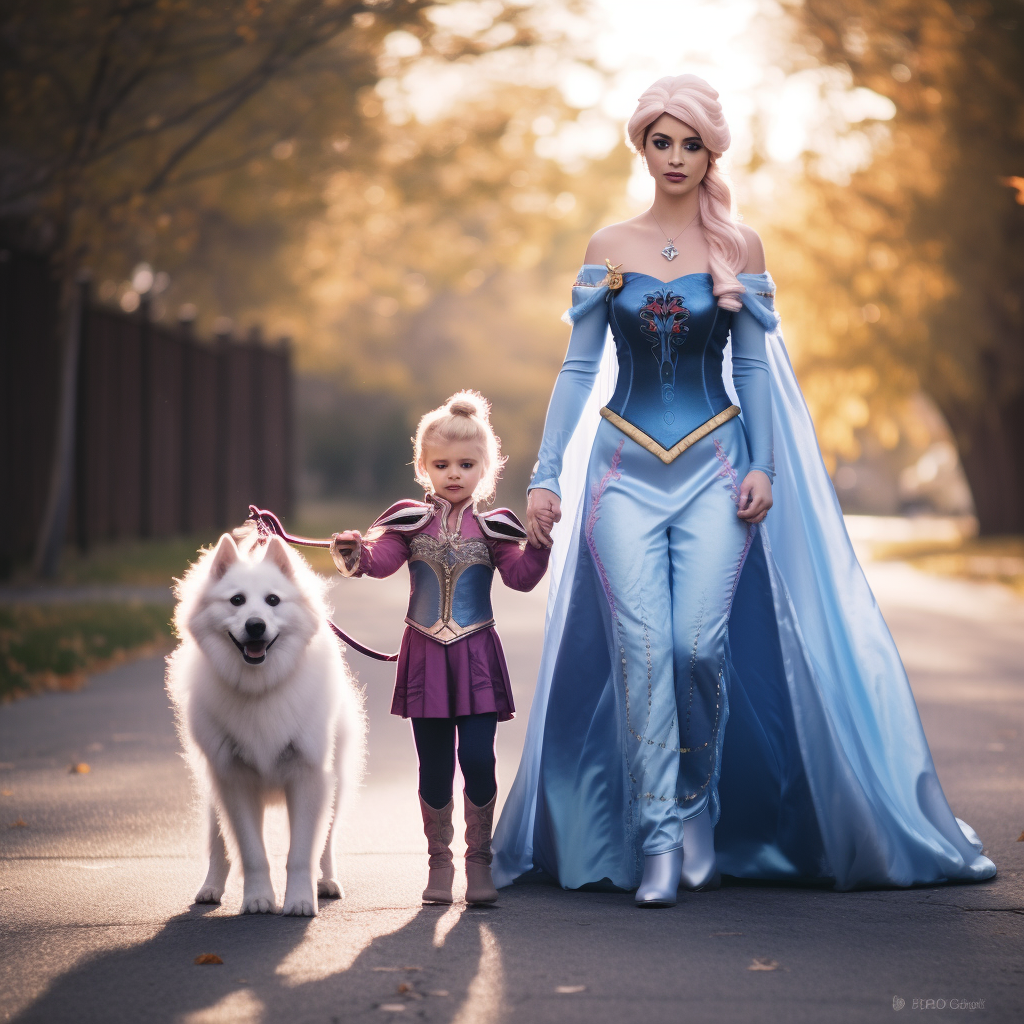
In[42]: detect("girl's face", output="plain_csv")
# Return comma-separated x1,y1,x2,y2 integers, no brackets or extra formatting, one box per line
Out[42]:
420,441,487,505
644,113,710,197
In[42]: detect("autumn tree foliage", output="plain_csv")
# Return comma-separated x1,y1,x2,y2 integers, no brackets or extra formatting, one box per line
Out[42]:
777,0,1024,533
1,0,593,567
287,79,631,498
0,0,554,312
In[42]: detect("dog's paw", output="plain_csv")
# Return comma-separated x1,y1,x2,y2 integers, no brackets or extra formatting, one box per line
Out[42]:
282,897,317,917
317,878,343,899
194,886,224,905
241,893,277,915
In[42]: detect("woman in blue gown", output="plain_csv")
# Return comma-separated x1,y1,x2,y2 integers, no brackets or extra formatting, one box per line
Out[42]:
491,74,995,905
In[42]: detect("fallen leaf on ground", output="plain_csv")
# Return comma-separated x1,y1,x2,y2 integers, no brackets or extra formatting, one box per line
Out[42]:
748,958,779,971
395,983,422,999
1016,831,1024,842
1,790,13,796
556,985,587,994
69,763,90,774
9,818,27,828
194,954,223,965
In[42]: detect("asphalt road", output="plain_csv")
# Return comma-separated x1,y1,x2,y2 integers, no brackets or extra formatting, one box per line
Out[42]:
2,558,1022,1024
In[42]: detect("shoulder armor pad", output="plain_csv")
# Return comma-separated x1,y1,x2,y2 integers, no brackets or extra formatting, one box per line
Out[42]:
477,507,527,542
371,500,433,533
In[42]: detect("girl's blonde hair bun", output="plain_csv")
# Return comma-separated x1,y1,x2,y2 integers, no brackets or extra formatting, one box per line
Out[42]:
413,390,505,503
448,396,485,418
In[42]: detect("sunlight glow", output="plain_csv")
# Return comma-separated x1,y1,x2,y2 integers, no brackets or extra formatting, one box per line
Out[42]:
181,989,264,1024
449,922,504,1024
433,904,465,947
376,0,895,196
582,0,895,203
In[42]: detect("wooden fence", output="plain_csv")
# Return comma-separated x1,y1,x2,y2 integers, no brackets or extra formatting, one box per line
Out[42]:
0,245,293,577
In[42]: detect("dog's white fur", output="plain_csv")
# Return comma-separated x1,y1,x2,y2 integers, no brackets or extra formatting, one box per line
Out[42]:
166,531,365,916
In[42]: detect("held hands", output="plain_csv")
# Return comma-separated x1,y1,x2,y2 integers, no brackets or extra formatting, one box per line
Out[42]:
737,470,772,525
526,488,561,549
528,472,768,544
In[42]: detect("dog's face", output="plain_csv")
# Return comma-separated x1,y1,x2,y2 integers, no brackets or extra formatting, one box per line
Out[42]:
187,534,320,694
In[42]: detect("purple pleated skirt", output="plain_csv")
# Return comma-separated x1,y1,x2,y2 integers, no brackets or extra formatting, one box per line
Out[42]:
391,625,515,722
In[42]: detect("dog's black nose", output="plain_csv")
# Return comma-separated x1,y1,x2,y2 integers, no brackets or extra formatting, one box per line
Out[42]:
245,617,266,638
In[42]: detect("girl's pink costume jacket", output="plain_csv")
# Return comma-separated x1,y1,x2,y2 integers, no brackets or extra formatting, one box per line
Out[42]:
337,494,549,721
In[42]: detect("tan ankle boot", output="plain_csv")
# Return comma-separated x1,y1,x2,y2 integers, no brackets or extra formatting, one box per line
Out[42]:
464,792,498,905
419,795,455,904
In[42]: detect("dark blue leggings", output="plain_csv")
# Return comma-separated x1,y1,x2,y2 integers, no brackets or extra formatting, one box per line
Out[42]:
412,713,498,810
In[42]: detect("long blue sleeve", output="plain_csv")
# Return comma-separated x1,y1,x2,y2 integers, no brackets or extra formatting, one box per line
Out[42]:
730,303,775,480
530,268,610,497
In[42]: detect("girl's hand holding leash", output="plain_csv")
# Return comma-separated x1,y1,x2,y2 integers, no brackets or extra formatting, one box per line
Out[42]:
331,530,361,554
331,531,363,576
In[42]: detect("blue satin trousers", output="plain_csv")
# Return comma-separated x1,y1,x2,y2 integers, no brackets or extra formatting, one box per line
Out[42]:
584,416,752,856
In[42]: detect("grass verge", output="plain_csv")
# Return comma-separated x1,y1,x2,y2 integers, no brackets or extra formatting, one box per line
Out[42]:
0,604,174,701
5,502,383,588
0,500,389,701
49,534,220,586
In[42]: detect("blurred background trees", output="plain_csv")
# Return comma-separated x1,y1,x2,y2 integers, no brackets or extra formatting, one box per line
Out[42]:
0,0,537,307
768,0,1024,533
4,0,1021,543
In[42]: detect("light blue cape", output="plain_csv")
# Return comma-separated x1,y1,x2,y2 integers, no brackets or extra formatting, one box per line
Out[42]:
492,272,995,891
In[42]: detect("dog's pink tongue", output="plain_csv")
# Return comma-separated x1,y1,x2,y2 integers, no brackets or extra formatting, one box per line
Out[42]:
245,641,267,658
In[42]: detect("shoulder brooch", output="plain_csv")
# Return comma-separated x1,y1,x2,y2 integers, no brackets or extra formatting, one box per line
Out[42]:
601,259,624,292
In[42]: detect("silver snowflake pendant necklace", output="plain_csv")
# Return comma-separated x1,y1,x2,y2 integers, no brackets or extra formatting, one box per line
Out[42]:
651,210,699,261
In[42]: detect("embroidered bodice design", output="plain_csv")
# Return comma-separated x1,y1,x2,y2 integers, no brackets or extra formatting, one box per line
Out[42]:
638,289,691,409
408,533,492,575
405,515,497,644
605,274,733,451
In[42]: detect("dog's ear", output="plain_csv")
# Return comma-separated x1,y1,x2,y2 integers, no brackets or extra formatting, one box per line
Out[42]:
263,535,295,580
210,534,239,580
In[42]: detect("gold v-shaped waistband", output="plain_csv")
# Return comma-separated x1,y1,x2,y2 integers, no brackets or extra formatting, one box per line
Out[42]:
599,405,741,464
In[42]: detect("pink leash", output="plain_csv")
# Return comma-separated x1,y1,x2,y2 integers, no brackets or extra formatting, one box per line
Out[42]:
248,506,399,662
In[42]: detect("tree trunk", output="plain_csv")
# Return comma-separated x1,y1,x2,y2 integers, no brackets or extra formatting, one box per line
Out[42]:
32,272,88,578
939,393,1024,536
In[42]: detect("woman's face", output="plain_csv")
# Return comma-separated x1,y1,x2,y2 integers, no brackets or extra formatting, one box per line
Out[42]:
643,113,710,197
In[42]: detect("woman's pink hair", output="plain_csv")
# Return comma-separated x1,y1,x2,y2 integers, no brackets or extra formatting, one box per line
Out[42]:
626,74,747,311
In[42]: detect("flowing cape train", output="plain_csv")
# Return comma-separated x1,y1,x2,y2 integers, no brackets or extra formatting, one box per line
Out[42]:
492,271,995,891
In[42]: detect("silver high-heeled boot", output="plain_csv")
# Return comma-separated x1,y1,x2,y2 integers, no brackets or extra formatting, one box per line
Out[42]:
635,847,684,907
680,804,720,891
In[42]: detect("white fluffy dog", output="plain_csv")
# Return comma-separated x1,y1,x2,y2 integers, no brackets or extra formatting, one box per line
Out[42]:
166,530,365,916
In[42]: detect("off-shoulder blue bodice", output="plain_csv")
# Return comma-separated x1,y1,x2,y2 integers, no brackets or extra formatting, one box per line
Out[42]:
530,265,776,496
606,272,733,451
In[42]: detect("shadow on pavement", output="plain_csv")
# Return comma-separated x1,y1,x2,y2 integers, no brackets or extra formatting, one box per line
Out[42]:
11,898,494,1024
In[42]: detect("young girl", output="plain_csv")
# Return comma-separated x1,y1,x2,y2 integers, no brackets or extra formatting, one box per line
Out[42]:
330,391,549,906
